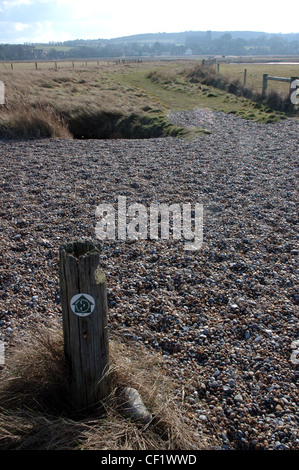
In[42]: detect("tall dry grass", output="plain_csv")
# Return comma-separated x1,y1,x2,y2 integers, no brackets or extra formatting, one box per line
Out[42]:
0,321,206,450
0,70,74,138
0,101,72,139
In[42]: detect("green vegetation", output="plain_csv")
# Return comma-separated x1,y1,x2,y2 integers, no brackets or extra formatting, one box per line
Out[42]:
120,62,292,123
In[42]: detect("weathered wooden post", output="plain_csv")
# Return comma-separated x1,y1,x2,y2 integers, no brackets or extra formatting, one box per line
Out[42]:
59,240,110,411
0,81,4,105
244,68,247,86
262,73,268,97
289,76,298,108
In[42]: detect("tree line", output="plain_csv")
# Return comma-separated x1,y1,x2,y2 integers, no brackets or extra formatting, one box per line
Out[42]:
1,32,299,61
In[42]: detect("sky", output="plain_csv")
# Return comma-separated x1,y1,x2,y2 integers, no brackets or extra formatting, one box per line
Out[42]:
0,0,298,44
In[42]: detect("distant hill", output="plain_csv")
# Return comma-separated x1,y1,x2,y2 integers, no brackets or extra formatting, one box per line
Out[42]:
1,30,299,61
109,30,299,43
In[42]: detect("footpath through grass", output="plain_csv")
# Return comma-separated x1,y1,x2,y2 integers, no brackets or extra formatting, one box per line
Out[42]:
118,61,290,123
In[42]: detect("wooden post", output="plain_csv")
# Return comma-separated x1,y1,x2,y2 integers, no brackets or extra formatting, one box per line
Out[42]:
59,240,110,411
289,76,298,108
262,73,268,96
35,62,38,70
11,62,13,70
0,80,4,105
244,68,247,86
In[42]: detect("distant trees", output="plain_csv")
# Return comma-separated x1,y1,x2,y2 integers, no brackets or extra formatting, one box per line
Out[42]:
0,44,29,60
0,44,46,61
1,33,299,61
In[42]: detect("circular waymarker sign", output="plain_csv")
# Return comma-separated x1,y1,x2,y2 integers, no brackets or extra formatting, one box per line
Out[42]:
70,293,95,317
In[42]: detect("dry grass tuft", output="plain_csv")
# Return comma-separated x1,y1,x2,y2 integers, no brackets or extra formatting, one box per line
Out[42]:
0,101,72,139
0,322,205,450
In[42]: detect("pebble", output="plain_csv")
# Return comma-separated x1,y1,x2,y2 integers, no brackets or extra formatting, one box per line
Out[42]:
199,415,207,421
234,394,243,403
0,109,298,450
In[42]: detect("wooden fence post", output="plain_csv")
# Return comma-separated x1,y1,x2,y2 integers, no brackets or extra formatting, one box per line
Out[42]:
289,76,298,107
262,73,268,96
244,68,247,86
59,240,110,411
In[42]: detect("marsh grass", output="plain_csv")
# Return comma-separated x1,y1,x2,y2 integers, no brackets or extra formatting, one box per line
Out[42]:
0,322,205,450
0,101,72,139
0,66,189,140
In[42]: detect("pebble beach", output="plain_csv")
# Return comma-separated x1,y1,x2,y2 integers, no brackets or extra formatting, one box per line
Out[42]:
0,109,298,450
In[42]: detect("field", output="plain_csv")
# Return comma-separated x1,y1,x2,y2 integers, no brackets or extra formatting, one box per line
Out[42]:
0,58,298,140
219,62,299,95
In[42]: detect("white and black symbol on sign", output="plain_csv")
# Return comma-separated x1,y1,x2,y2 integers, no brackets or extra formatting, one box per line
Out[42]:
71,293,95,317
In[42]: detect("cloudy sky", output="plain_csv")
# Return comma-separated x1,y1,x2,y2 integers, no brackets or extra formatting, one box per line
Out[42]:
0,0,298,44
